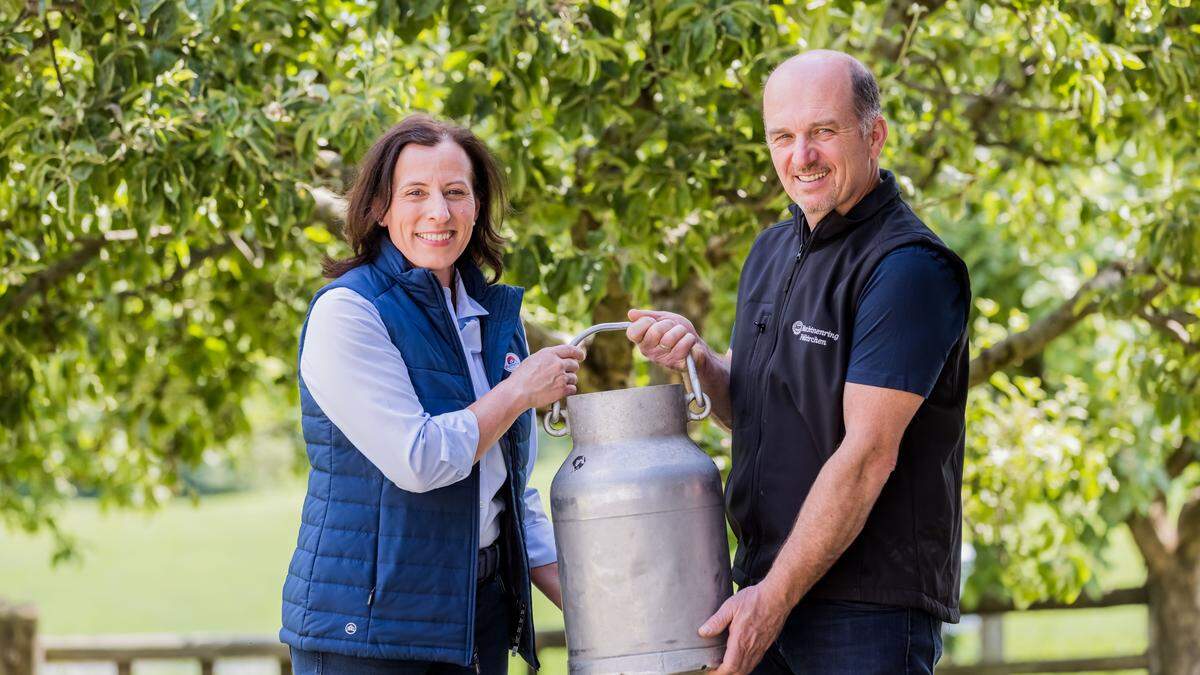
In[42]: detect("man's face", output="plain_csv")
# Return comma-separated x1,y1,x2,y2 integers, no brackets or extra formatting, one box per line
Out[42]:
763,59,886,225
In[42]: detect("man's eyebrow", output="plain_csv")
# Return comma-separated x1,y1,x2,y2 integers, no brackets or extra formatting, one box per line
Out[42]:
766,127,791,136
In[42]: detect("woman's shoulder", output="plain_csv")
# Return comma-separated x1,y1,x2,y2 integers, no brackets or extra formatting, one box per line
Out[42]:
307,287,386,339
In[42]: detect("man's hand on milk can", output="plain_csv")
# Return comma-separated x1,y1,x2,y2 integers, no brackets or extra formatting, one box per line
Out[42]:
698,582,790,675
626,309,709,372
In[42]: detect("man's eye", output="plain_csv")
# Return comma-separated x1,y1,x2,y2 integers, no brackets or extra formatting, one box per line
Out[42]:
815,128,834,136
774,134,792,143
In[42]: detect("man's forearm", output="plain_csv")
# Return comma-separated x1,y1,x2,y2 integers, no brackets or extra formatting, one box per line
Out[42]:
698,347,733,427
758,436,895,607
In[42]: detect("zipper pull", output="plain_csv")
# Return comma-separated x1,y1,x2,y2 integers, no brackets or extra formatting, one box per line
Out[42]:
367,587,375,606
472,648,481,674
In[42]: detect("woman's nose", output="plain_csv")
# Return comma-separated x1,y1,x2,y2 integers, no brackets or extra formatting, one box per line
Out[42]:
425,194,451,223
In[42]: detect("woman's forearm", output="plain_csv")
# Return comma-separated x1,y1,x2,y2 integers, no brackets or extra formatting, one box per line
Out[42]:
467,379,530,462
531,563,562,609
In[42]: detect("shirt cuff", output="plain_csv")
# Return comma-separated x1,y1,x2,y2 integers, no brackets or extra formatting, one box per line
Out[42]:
522,492,558,568
432,409,480,481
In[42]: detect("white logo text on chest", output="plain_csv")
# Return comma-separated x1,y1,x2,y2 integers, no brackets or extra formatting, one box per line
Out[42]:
792,320,840,346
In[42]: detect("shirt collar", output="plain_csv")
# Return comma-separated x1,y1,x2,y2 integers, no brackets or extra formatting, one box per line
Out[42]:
440,270,490,322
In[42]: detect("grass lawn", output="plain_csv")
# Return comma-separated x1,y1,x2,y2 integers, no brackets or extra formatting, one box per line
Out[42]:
1,433,1148,674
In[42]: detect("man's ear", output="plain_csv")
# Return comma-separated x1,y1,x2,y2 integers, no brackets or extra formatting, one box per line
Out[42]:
869,116,888,159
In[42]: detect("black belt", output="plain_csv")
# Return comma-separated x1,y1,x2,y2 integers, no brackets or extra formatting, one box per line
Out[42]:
477,542,500,582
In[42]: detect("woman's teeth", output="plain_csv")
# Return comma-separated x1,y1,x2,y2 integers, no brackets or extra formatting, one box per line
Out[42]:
797,170,830,183
416,232,453,242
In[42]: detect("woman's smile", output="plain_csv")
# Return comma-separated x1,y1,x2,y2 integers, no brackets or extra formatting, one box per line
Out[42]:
415,230,456,245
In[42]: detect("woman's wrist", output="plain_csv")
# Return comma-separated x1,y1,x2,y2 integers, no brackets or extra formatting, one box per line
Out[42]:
493,377,532,417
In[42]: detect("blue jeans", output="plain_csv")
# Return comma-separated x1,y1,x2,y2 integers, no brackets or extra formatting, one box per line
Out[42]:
751,599,943,674
289,574,511,674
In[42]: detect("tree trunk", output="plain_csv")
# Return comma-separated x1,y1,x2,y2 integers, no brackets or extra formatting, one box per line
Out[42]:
1145,565,1200,675
577,269,634,393
0,601,37,675
646,275,712,386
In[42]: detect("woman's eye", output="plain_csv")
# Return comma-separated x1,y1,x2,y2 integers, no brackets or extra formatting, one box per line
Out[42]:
406,189,425,197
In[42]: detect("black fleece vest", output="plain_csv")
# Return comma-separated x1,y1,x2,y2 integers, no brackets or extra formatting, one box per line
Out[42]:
727,170,970,622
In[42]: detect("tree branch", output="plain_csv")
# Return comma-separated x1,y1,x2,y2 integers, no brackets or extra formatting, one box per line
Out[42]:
898,78,1073,115
0,235,105,320
1127,501,1176,578
1137,308,1198,353
966,586,1147,615
1176,486,1200,562
968,261,1161,387
523,317,570,354
0,226,177,321
1166,438,1199,480
116,240,236,300
306,185,346,228
43,12,65,96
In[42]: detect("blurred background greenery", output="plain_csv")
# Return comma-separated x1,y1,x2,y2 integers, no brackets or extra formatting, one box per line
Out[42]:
2,0,1198,671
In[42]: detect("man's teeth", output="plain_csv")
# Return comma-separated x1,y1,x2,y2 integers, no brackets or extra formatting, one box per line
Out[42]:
797,170,830,183
416,232,452,241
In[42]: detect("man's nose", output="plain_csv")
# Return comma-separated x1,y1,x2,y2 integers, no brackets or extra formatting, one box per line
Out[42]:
790,138,818,171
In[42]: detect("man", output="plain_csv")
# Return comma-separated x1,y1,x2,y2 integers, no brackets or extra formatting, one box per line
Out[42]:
626,50,970,674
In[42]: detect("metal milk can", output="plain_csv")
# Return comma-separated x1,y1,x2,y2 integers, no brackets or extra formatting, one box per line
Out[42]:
543,322,732,674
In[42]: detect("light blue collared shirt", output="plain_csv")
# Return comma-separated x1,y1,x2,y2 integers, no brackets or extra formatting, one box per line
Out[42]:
299,273,556,568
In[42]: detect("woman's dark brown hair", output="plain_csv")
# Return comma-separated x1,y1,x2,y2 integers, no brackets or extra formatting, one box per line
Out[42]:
322,114,507,281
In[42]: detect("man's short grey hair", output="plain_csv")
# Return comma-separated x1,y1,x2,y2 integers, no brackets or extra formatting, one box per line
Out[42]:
849,60,881,138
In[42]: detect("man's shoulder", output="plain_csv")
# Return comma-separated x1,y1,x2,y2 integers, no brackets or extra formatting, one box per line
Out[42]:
747,217,795,256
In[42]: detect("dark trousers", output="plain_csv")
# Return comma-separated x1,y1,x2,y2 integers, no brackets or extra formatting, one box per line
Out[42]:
289,574,511,675
751,599,943,674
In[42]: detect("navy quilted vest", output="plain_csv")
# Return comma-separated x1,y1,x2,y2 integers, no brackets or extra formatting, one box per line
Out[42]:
279,243,538,668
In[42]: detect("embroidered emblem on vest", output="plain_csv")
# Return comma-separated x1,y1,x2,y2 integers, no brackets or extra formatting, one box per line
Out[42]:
792,320,840,346
344,622,357,635
503,352,521,372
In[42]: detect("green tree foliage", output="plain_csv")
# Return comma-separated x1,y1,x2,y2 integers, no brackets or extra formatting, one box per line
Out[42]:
2,0,1198,625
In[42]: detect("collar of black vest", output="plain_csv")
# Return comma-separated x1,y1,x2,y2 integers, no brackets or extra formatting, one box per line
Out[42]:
787,169,901,245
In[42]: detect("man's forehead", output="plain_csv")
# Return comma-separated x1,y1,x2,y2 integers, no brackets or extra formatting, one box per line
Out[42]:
763,57,856,125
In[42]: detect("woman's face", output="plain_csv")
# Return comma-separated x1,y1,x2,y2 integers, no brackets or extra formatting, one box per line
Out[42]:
382,140,478,286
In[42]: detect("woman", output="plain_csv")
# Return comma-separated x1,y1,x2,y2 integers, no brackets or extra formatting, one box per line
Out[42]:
280,114,583,674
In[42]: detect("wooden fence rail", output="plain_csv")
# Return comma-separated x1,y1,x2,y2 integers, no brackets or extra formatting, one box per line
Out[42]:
1,587,1151,674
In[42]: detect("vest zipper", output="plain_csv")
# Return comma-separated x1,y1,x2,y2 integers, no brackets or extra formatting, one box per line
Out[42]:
425,270,482,666
502,430,533,661
510,600,527,656
744,226,820,579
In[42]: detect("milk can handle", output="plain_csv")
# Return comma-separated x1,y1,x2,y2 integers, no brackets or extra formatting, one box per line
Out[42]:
542,321,712,437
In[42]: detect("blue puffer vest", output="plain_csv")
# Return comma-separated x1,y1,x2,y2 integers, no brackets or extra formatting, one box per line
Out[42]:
280,243,539,668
